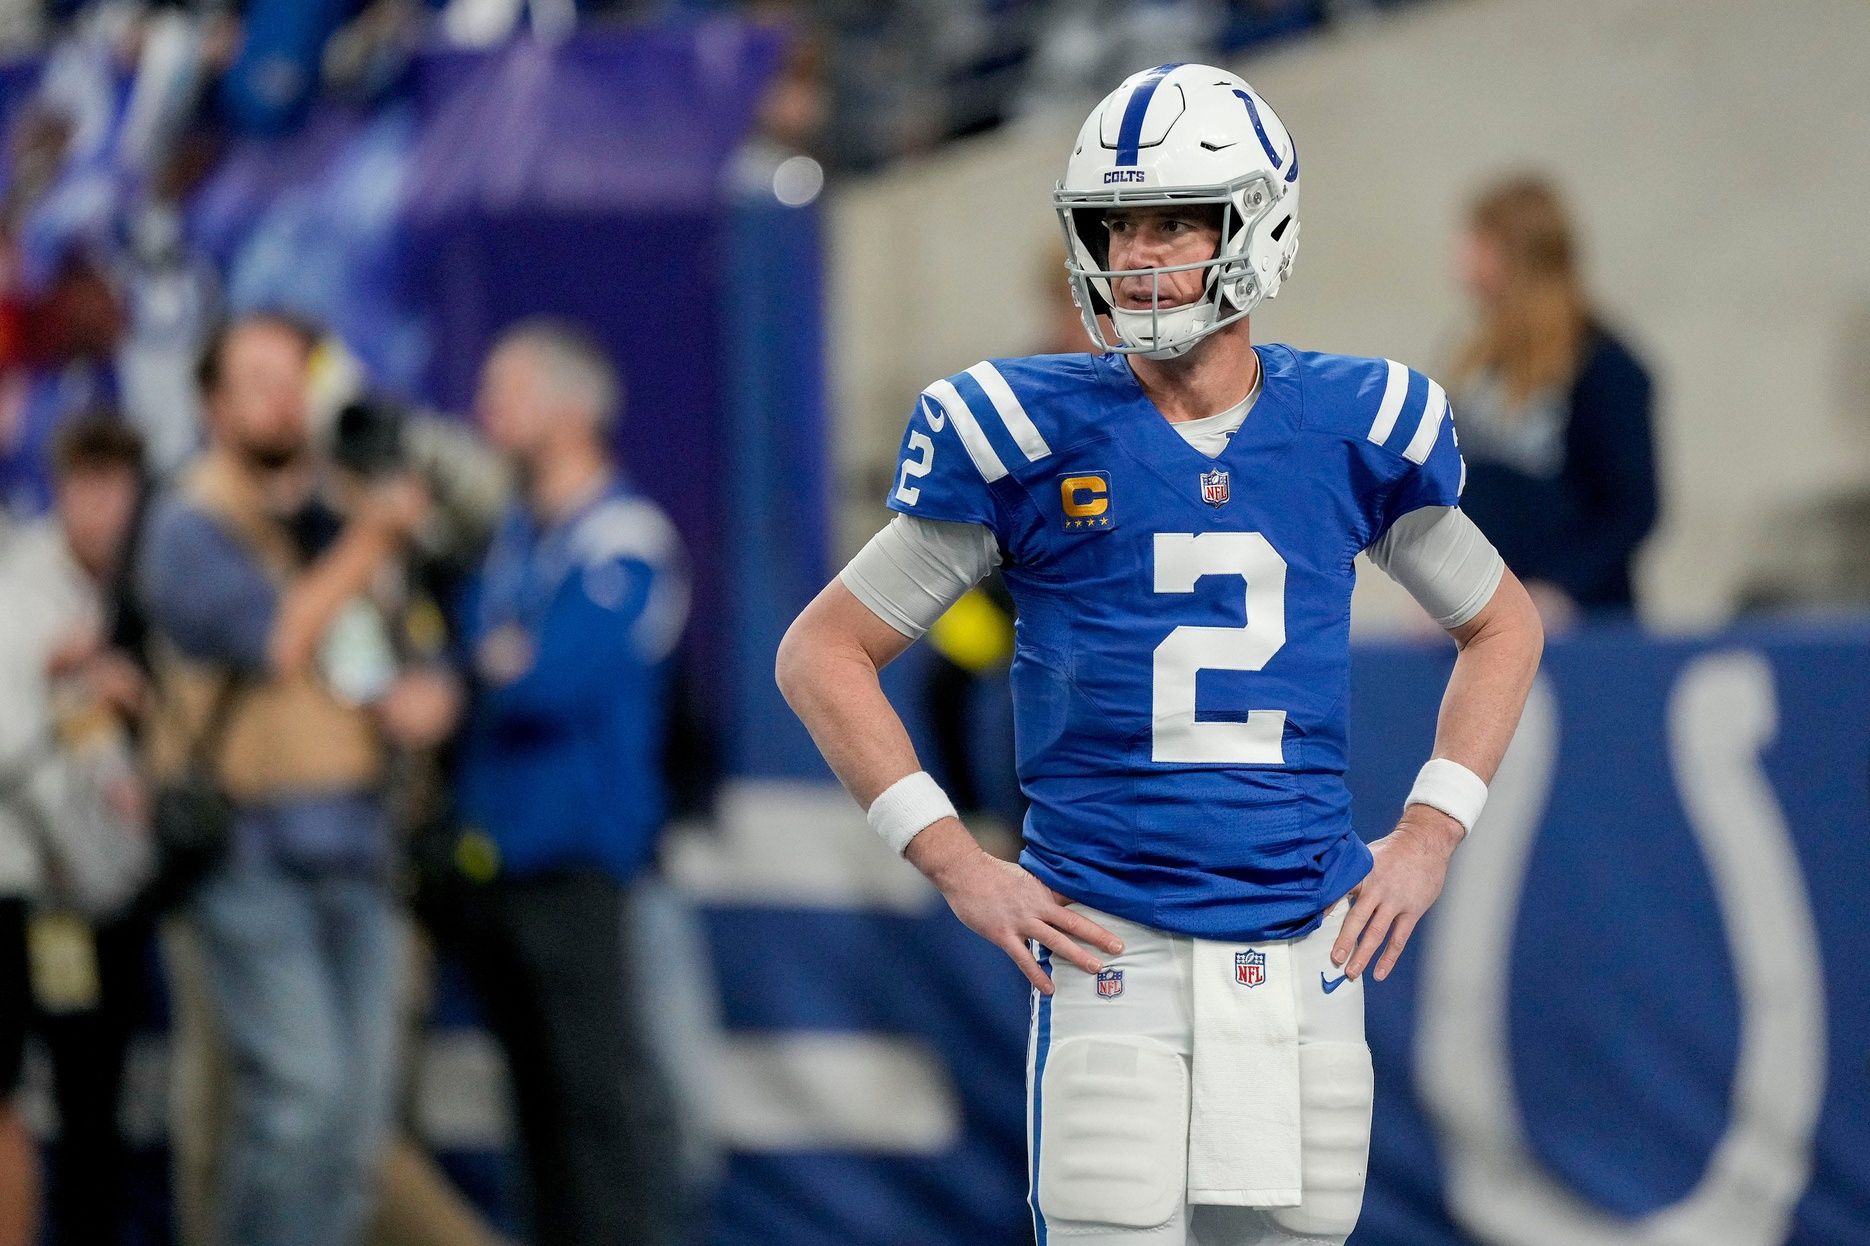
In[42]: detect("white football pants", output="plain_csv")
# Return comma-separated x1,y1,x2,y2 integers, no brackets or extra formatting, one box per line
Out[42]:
1026,902,1372,1246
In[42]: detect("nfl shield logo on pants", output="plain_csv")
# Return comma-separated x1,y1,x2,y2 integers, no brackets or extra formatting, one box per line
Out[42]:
1235,949,1266,988
1200,468,1231,507
1095,968,1124,999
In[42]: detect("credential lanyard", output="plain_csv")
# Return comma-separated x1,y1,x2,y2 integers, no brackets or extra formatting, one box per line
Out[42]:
476,482,613,640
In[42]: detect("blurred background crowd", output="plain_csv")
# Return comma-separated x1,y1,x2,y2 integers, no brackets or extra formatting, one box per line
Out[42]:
0,1,1863,1245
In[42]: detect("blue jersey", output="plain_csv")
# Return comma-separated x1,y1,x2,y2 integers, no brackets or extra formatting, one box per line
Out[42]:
456,482,687,880
887,345,1464,942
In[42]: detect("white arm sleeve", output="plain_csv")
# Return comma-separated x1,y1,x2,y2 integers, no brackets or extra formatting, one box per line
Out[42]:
838,514,1002,639
1366,506,1506,630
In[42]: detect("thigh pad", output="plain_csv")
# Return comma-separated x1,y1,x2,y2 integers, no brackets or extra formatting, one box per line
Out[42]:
1038,1036,1188,1230
1266,1041,1373,1241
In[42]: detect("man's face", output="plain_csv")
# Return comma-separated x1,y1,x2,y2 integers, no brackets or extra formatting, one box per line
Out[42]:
56,465,139,577
477,342,559,462
1103,205,1226,312
208,322,312,469
474,340,590,460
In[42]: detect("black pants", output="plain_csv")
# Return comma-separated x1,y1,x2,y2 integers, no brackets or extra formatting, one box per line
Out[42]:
450,870,681,1246
0,899,25,1096
39,913,150,1245
0,900,151,1245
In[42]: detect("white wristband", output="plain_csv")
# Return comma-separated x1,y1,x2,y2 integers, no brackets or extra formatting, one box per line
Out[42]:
1405,758,1488,836
866,771,958,856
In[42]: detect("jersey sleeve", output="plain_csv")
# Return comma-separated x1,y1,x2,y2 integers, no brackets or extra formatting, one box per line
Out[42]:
566,496,690,664
883,383,1006,533
1364,364,1467,543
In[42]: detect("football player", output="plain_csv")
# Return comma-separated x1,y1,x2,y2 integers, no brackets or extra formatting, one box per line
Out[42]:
777,64,1543,1246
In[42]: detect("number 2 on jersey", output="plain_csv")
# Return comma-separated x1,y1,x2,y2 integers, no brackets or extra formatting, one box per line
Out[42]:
1151,531,1288,764
895,431,934,505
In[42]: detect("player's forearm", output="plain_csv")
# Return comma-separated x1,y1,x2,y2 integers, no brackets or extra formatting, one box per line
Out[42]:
779,580,999,891
776,581,926,808
1433,569,1544,783
780,636,987,886
777,633,922,806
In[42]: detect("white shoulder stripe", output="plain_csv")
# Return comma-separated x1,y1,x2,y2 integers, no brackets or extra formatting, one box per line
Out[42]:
964,362,1052,464
923,378,1008,482
1366,359,1410,445
1403,380,1449,464
571,497,679,569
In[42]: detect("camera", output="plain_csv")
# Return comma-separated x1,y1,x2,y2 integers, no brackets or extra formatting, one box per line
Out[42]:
331,393,410,479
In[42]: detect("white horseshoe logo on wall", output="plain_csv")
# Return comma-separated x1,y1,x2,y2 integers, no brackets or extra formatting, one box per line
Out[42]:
1417,654,1827,1246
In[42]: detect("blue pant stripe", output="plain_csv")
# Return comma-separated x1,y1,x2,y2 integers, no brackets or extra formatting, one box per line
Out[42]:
1029,946,1055,1246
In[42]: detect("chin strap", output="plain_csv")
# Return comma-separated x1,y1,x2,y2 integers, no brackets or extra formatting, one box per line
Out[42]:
1112,303,1215,358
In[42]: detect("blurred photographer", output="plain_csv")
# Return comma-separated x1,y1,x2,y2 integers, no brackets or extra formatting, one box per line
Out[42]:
138,311,442,1246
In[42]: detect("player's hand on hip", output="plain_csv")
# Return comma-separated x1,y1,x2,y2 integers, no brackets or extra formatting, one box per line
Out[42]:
921,827,1123,994
1331,806,1463,983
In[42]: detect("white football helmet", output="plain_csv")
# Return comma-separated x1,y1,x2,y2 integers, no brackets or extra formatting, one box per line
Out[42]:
1055,63,1302,359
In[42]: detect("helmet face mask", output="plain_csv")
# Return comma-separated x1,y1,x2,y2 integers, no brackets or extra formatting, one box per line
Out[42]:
1053,65,1301,360
1057,171,1281,359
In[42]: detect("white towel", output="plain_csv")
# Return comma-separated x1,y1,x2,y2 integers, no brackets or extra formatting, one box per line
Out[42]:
1186,937,1303,1206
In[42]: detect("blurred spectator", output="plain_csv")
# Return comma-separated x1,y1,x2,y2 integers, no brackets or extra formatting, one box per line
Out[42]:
0,250,124,516
437,319,688,1246
0,415,155,1245
747,0,1043,172
0,531,36,1245
118,165,224,481
219,0,362,135
0,0,40,53
1447,174,1659,624
138,311,435,1246
755,0,1336,172
1018,0,1225,120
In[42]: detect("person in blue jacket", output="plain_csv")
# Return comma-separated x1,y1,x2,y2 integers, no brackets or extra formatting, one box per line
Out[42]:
1447,174,1660,623
449,318,689,1246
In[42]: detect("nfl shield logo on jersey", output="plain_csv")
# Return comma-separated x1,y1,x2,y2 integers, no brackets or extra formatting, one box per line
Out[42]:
1200,467,1231,507
1235,949,1266,988
1095,968,1124,998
